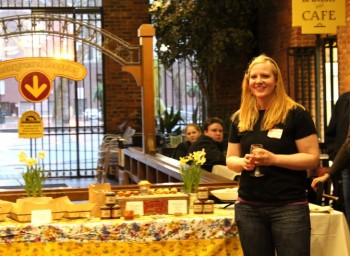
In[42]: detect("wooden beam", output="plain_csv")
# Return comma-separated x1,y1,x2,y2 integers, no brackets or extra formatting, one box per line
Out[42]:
138,24,156,154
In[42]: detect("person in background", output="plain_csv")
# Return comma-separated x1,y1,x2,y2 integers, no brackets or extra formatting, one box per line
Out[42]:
172,123,201,159
188,117,226,172
226,54,319,256
323,91,350,224
313,131,350,226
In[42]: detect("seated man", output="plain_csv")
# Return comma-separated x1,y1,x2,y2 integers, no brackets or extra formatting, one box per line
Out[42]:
188,117,226,172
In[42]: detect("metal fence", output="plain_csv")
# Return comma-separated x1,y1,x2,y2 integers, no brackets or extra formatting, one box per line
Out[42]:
0,2,104,178
155,58,205,133
287,37,339,142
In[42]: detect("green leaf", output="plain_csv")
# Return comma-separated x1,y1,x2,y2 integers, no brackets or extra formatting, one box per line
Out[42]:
158,106,184,134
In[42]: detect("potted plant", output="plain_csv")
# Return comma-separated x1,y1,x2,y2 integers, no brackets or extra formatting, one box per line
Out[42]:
157,106,184,149
158,106,184,135
179,149,206,194
18,150,48,197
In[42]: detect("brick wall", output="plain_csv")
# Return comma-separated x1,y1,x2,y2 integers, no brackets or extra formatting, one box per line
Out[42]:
102,0,350,133
337,0,350,92
103,0,149,133
257,0,316,88
213,0,319,121
258,0,350,95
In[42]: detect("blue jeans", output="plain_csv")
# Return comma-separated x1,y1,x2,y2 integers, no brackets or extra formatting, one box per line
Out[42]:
342,169,350,226
235,203,310,256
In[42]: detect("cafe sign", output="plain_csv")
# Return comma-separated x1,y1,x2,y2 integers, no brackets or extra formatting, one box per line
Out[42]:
292,0,346,34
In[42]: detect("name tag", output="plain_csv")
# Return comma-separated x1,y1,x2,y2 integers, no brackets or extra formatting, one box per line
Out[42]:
267,128,283,139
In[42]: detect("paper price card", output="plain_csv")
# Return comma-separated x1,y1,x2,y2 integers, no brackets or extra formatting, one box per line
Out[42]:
31,209,52,225
125,201,144,216
168,200,187,214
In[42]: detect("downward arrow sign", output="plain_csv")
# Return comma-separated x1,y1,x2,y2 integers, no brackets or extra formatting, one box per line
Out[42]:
25,75,47,98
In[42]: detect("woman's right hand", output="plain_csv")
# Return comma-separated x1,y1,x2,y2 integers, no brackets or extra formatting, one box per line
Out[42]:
243,153,255,171
311,173,330,191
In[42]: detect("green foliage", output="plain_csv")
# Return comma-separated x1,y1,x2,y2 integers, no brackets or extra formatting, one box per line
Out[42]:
186,81,204,123
180,163,203,193
18,151,48,197
94,82,104,110
21,166,47,197
158,106,184,134
150,0,265,116
150,0,262,72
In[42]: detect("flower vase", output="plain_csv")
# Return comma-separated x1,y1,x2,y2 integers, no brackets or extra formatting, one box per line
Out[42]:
188,192,197,210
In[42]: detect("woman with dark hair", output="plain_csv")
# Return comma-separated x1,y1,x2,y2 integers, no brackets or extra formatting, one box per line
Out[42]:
188,117,226,172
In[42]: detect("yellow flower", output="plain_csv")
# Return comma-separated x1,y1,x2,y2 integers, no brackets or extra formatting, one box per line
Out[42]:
38,151,46,159
179,149,206,166
25,157,37,167
18,151,27,163
179,156,189,165
180,150,206,193
192,149,206,165
18,150,48,197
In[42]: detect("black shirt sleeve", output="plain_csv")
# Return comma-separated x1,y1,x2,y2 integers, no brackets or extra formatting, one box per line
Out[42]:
171,141,190,160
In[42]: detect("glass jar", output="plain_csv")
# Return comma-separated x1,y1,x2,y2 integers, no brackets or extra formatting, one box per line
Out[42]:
139,185,150,195
105,192,116,205
203,200,214,214
123,209,134,220
196,187,208,200
100,205,111,219
193,200,204,214
111,204,121,219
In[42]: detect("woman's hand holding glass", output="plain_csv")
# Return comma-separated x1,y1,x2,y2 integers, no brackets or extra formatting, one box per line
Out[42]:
250,144,264,177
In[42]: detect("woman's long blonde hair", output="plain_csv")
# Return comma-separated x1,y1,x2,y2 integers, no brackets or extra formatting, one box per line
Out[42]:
232,54,303,132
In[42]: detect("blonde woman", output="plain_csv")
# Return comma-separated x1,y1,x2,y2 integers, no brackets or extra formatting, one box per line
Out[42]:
172,123,201,159
226,54,319,256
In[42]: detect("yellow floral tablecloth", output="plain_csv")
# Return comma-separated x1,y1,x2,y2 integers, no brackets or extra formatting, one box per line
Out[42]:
0,208,242,256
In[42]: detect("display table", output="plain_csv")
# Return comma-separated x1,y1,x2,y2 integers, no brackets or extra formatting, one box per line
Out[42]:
0,206,348,256
0,208,241,256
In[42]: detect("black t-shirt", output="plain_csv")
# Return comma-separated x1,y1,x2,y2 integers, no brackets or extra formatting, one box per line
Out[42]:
229,107,317,203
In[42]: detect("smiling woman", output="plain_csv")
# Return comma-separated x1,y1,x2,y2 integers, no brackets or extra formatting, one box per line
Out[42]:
226,54,320,256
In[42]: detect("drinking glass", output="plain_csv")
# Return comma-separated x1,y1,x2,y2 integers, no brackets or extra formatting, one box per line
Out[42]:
250,144,264,177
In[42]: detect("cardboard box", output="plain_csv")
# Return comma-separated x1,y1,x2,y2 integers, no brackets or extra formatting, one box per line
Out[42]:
9,196,95,222
0,200,14,221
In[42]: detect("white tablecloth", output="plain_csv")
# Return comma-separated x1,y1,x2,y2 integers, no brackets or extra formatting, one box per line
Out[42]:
310,207,350,256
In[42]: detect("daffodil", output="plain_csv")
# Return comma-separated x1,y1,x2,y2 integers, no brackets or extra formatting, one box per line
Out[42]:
179,149,206,193
18,150,48,197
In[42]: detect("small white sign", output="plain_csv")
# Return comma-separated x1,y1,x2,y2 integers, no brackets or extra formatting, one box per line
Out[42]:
31,209,52,225
168,200,188,214
125,201,144,216
267,128,283,139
